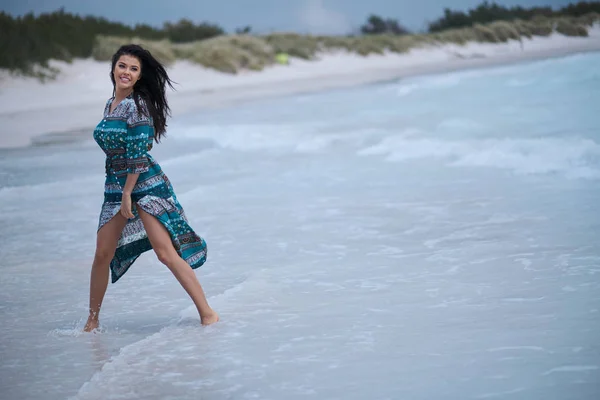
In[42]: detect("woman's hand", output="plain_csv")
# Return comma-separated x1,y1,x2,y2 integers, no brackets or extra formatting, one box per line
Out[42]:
120,193,135,219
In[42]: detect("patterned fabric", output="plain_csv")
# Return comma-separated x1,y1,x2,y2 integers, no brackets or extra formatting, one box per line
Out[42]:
93,93,207,283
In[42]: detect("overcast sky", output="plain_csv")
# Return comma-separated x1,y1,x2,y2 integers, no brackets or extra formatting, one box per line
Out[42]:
2,0,571,34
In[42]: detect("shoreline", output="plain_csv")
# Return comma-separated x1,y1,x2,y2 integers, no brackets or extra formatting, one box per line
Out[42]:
1,30,600,150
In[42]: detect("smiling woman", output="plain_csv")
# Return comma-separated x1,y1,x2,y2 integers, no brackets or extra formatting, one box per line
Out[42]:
85,44,219,332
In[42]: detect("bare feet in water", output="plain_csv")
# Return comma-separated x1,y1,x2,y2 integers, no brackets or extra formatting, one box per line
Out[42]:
201,311,220,326
83,318,99,332
83,312,218,331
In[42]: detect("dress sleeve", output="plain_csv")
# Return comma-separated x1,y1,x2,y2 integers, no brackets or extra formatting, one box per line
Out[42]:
125,100,153,175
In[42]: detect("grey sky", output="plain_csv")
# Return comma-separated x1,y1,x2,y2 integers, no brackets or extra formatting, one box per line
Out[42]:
2,0,573,34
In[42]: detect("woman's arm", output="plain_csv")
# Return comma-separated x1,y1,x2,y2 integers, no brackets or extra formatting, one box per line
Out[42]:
120,173,140,219
121,100,153,219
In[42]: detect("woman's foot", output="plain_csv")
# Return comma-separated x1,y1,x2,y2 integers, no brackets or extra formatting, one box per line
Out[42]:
200,311,219,326
83,317,99,332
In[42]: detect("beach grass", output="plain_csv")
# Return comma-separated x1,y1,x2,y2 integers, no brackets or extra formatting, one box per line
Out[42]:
93,35,177,65
173,35,275,73
66,13,600,75
555,18,589,37
263,33,320,60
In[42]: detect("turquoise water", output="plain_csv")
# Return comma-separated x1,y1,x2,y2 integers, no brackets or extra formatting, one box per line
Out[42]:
1,52,599,400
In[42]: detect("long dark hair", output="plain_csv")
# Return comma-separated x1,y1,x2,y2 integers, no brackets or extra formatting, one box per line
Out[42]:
110,44,175,142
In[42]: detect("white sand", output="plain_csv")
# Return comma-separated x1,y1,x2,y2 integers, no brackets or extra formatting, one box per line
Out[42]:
1,29,600,149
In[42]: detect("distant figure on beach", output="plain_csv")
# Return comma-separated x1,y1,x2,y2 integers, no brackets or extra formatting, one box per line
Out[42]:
84,44,218,332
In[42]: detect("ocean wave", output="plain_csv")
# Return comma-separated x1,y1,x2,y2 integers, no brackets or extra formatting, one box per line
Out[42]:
358,136,600,179
172,123,373,154
390,74,464,97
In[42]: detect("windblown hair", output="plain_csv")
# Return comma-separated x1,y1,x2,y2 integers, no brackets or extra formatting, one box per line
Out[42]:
110,44,175,142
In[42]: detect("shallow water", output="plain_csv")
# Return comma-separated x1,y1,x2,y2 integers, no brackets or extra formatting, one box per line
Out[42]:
1,52,599,400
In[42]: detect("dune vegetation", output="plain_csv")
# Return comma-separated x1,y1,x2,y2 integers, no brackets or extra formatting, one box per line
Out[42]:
1,1,599,79
90,13,600,74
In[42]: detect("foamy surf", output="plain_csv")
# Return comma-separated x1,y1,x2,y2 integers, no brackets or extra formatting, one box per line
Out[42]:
358,136,600,178
70,271,271,400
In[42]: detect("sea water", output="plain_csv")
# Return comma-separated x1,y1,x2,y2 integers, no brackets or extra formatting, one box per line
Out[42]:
1,52,599,400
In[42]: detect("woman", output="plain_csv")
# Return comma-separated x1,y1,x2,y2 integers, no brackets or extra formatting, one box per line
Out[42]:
84,44,218,332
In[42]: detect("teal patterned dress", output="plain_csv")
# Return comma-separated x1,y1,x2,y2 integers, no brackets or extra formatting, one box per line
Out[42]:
93,93,207,283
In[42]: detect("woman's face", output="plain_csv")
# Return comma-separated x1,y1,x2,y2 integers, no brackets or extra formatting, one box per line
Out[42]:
113,54,141,92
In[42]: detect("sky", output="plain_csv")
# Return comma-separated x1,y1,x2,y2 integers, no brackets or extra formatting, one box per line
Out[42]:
2,0,573,34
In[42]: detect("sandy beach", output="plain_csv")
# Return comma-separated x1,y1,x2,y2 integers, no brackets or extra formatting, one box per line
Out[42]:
1,28,600,149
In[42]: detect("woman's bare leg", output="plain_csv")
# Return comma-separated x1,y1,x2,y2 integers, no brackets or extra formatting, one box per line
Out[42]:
84,213,128,332
137,207,219,325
